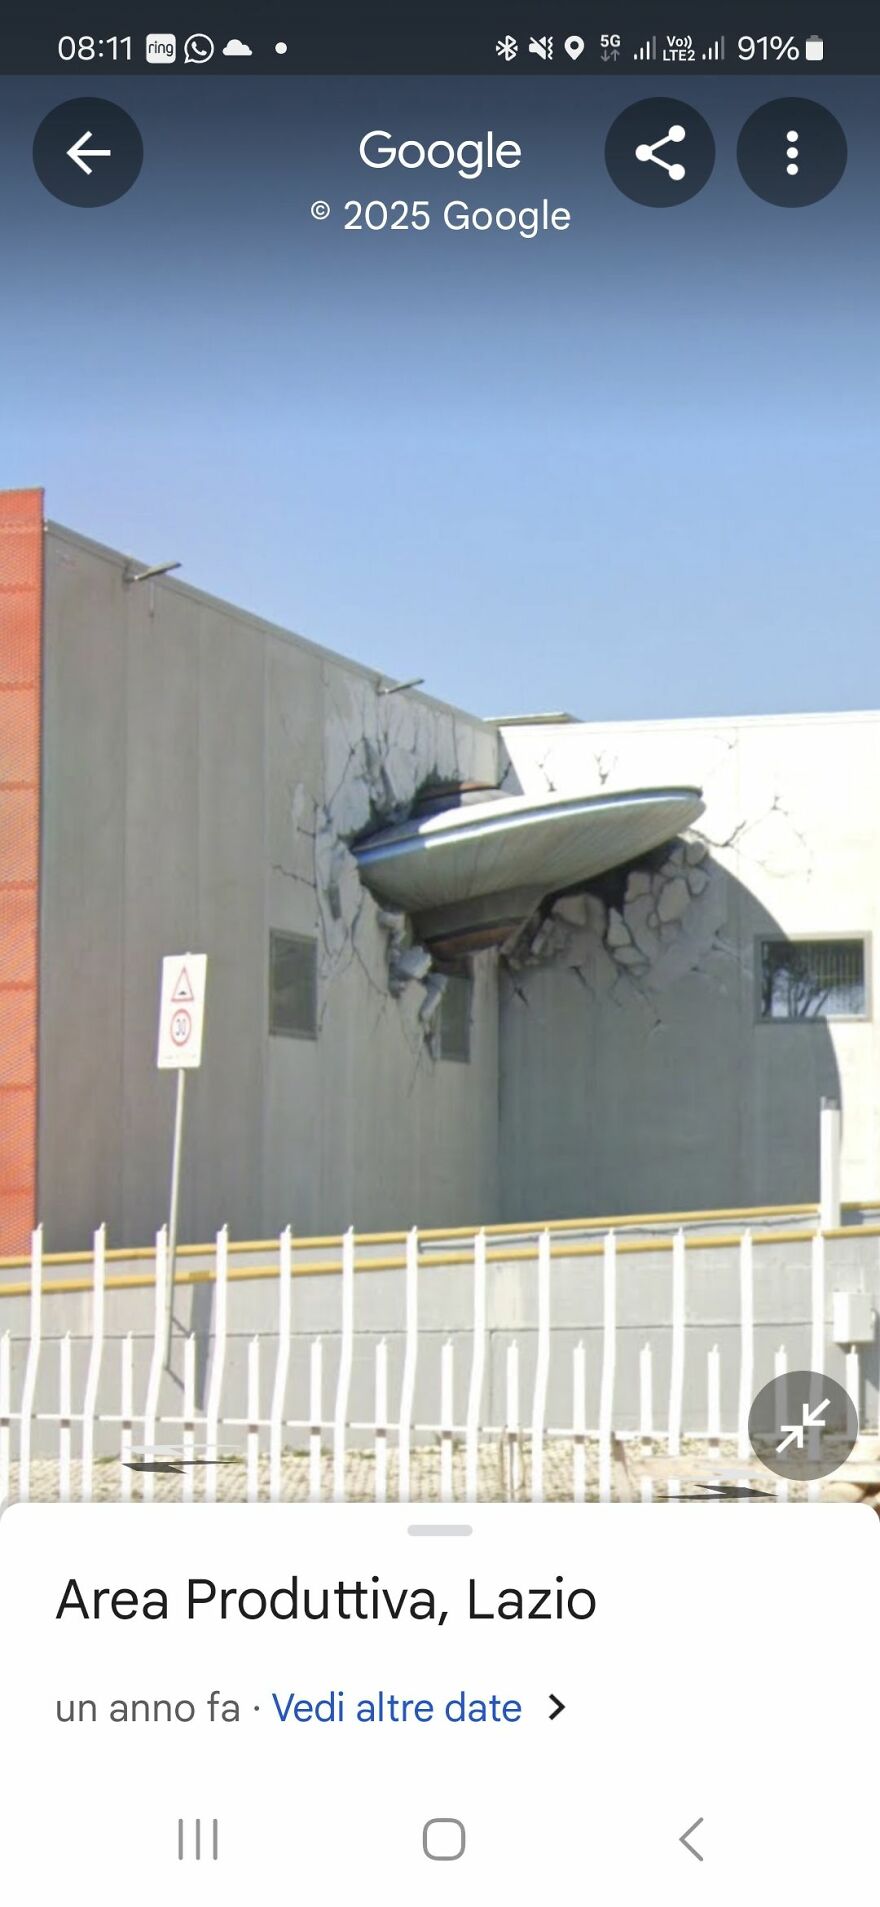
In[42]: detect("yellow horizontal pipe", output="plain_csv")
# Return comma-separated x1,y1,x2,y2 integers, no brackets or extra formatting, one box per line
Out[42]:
0,1197,832,1274
3,1219,880,1304
408,1201,822,1240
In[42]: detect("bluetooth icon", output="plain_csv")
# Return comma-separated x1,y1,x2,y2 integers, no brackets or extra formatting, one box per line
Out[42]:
496,35,518,61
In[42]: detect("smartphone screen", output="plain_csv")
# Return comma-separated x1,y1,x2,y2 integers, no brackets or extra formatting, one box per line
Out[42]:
0,8,878,1901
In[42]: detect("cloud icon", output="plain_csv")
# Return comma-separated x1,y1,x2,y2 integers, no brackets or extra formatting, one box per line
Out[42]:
222,37,252,56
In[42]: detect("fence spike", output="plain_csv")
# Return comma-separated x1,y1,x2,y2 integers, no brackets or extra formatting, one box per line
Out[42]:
398,1227,419,1503
374,1339,388,1503
58,1334,72,1504
530,1230,551,1502
205,1227,228,1502
81,1224,106,1503
269,1226,293,1503
246,1336,260,1502
333,1228,355,1503
141,1226,168,1505
120,1334,133,1502
572,1341,586,1505
465,1230,486,1503
667,1228,686,1460
639,1341,654,1444
440,1340,454,1504
598,1231,617,1501
309,1338,323,1502
182,1335,196,1504
18,1225,43,1504
737,1229,754,1459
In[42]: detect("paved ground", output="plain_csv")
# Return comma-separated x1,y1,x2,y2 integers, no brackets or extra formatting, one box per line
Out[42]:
5,1436,878,1504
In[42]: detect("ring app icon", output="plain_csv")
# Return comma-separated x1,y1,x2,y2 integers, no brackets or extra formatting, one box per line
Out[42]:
146,34,176,63
605,97,715,205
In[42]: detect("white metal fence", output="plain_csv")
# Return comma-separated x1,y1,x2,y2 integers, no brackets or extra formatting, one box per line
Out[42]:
0,1217,872,1505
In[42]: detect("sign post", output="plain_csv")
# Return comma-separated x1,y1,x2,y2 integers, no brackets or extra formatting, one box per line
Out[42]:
157,953,208,1363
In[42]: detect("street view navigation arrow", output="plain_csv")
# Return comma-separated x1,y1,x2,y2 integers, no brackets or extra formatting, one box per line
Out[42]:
548,1694,565,1721
66,131,112,175
679,1817,704,1862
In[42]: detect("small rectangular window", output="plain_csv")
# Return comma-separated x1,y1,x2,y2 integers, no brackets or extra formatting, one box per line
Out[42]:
759,938,867,1022
439,972,473,1061
269,931,318,1039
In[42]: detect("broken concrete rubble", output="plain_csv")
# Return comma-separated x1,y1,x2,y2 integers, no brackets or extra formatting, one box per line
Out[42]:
656,875,690,924
553,893,594,928
283,666,494,1052
624,868,653,903
613,944,649,969
606,908,631,949
502,835,727,1021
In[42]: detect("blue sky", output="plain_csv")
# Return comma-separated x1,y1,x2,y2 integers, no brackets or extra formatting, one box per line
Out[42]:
0,73,877,719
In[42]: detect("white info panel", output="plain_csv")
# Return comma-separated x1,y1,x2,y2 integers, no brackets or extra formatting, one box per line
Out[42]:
0,1503,876,1906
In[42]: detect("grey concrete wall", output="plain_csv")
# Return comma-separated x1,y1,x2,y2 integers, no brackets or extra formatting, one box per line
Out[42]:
498,860,839,1219
38,525,499,1252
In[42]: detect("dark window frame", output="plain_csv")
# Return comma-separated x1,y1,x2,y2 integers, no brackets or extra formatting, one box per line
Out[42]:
756,934,870,1024
269,930,319,1040
438,969,473,1063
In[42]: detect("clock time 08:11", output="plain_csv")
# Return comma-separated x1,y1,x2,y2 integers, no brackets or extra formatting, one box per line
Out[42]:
58,36,133,60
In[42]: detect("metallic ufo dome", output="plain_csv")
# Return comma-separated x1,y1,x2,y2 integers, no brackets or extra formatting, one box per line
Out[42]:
354,782,705,958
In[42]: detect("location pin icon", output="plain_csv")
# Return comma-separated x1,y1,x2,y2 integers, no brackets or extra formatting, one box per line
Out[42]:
564,35,585,60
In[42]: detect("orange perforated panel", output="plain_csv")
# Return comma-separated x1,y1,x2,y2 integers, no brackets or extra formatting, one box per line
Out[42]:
0,489,43,1254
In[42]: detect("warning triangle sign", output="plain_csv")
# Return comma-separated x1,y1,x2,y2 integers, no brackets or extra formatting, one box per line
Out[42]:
171,967,195,1003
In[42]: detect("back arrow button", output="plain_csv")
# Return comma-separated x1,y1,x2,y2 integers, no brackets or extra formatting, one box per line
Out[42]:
33,97,143,207
67,131,112,176
680,1817,704,1862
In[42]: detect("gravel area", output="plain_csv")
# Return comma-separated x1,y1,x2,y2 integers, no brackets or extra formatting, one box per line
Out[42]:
5,1435,874,1504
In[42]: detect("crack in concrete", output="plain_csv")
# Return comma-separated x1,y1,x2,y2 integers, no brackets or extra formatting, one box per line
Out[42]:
593,750,617,787
691,791,814,883
278,668,491,1054
271,860,316,893
501,834,727,1044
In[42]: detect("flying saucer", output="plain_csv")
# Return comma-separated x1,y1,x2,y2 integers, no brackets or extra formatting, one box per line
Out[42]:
354,783,704,958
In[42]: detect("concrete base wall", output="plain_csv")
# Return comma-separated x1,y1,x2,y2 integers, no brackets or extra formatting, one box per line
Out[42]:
3,1231,878,1456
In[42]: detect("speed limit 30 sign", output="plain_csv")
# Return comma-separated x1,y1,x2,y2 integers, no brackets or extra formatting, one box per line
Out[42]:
157,953,208,1069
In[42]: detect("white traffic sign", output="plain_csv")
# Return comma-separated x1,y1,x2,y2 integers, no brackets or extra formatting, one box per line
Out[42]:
157,953,207,1069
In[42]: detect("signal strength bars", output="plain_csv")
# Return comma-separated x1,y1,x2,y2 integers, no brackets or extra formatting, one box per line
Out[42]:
633,35,656,60
702,35,726,60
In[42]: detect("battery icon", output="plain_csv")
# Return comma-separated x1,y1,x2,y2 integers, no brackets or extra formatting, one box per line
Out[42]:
805,35,824,60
